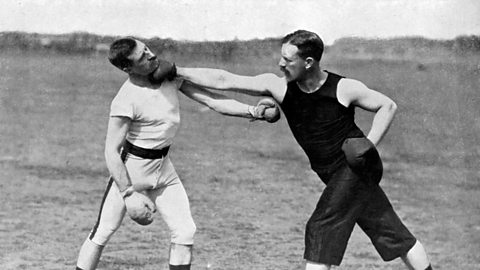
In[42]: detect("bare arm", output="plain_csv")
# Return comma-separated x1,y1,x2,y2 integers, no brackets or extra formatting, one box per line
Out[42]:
104,116,132,192
176,67,287,102
179,81,259,119
338,79,398,146
104,115,157,223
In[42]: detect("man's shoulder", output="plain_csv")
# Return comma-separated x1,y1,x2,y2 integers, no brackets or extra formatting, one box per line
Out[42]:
256,73,287,101
256,73,287,93
337,77,366,91
326,70,345,79
336,77,371,106
118,79,138,92
112,79,138,103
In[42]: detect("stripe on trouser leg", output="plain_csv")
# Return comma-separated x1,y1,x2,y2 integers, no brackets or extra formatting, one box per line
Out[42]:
89,149,127,240
89,177,114,240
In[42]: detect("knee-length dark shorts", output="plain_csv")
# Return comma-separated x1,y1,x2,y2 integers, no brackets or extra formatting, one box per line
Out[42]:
304,137,417,266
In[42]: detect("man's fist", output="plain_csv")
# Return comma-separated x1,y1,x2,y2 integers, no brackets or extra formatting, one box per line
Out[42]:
148,59,177,84
342,137,383,185
124,192,156,226
249,98,281,123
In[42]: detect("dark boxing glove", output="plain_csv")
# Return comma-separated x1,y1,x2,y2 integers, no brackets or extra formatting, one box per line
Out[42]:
148,59,177,84
342,137,383,185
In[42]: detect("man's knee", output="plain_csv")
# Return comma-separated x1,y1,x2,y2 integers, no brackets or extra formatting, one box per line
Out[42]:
305,211,338,235
89,224,120,246
304,217,325,253
171,222,196,244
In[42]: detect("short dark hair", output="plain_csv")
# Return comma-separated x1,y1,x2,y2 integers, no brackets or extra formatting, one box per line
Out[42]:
282,30,324,61
108,38,137,69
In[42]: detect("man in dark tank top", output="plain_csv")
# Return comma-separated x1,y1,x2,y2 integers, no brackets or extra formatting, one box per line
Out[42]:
175,30,433,270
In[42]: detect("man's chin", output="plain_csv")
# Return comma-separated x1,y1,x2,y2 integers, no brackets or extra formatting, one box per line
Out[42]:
282,72,296,82
150,60,160,73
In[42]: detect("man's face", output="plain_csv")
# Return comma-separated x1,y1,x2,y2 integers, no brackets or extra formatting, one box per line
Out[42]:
126,40,159,76
279,43,306,82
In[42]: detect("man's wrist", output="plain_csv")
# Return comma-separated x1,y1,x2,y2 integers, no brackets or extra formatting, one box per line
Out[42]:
120,185,135,199
247,105,256,118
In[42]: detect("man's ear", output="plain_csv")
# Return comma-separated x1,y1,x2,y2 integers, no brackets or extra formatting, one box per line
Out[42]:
122,66,131,73
305,57,315,69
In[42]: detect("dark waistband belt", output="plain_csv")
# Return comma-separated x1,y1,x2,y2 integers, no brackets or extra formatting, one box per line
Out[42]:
122,140,170,160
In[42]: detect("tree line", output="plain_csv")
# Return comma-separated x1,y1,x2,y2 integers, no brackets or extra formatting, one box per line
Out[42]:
1,31,479,59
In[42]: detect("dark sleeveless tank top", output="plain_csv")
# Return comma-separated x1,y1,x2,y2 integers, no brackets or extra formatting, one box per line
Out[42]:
280,71,364,173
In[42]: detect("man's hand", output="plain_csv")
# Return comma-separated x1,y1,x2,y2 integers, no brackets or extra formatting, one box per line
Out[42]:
248,98,281,123
148,59,177,84
341,137,383,185
123,191,156,226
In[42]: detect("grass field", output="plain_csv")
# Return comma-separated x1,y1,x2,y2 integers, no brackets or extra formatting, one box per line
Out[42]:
0,49,479,270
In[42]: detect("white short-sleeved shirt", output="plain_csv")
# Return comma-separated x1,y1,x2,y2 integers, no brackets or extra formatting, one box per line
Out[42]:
110,78,184,150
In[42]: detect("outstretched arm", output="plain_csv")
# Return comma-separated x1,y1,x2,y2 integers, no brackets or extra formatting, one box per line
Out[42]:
179,80,278,121
176,67,287,102
337,79,397,146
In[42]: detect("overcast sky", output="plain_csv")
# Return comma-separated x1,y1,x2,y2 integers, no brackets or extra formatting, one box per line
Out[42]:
1,0,479,44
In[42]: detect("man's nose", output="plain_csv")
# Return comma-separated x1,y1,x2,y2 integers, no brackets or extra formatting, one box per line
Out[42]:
278,59,285,67
148,54,157,61
146,50,156,60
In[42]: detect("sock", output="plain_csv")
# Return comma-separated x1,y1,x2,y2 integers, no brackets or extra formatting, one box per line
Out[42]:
169,264,191,270
425,265,432,270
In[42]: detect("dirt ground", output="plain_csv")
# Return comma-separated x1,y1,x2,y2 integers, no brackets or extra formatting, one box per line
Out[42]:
0,52,479,269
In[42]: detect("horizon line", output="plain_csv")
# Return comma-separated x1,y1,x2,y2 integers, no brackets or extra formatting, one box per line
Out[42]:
1,30,477,45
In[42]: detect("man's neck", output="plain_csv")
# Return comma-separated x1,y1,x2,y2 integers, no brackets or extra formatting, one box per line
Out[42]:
296,69,328,93
129,73,156,88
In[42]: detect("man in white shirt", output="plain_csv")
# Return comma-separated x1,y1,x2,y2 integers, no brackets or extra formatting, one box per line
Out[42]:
75,37,274,270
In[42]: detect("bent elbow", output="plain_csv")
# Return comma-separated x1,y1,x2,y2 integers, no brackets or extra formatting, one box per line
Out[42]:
104,148,114,164
389,101,398,113
384,100,397,119
104,145,121,164
217,74,229,88
212,71,234,89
